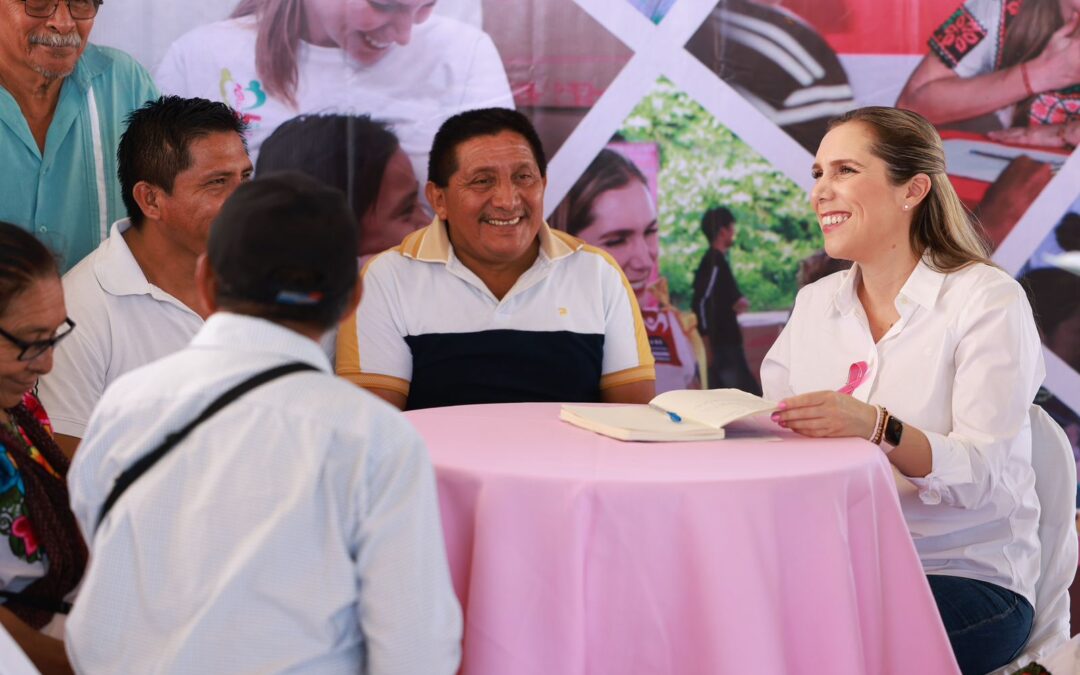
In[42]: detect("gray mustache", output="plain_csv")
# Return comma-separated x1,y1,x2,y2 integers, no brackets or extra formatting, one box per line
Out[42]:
29,33,82,48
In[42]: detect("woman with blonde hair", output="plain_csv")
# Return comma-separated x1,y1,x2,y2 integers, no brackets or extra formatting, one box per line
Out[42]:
764,107,1044,673
155,0,513,176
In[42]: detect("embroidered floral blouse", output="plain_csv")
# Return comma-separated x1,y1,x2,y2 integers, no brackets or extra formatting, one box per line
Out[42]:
0,392,57,594
930,0,1080,126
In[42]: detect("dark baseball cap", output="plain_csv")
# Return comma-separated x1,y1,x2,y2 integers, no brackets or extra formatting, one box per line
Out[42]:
207,171,358,316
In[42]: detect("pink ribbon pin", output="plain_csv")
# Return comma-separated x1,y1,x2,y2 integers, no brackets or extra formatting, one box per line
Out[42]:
838,361,868,395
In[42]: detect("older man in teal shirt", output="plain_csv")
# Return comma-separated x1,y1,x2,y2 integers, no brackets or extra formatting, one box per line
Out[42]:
0,0,157,271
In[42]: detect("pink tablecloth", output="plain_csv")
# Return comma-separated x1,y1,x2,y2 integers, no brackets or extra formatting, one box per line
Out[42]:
406,402,960,675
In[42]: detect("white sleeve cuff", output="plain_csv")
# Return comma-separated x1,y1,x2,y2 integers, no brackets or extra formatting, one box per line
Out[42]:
904,429,973,507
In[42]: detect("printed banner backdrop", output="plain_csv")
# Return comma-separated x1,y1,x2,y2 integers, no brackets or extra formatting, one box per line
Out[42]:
91,0,1080,457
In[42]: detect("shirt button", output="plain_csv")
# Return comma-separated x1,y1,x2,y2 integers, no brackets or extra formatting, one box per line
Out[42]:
37,226,47,233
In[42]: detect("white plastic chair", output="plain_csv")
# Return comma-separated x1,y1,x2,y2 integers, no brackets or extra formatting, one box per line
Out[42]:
991,405,1078,674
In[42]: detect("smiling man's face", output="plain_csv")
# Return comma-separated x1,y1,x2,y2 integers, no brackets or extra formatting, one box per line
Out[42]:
0,0,94,81
427,130,547,273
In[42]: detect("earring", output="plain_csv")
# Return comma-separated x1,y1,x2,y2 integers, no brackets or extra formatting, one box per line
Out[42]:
903,204,910,210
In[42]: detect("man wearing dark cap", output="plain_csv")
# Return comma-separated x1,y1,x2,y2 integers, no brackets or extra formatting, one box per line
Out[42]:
64,173,463,674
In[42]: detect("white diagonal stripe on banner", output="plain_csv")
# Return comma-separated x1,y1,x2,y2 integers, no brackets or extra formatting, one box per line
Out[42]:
573,0,720,53
569,0,813,191
544,55,662,216
661,46,815,192
993,149,1080,276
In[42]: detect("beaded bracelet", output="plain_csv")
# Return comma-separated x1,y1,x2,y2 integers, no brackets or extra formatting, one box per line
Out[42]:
868,408,885,444
868,405,886,445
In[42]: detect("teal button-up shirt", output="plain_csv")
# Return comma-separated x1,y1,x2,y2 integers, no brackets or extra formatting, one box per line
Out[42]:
0,44,158,272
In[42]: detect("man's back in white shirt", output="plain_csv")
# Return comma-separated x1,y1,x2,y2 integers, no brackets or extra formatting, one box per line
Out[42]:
65,313,462,674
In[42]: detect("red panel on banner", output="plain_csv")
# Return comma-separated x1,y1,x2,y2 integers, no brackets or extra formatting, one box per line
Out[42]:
781,0,955,54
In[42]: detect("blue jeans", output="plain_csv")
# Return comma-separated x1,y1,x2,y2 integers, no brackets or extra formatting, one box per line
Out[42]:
928,575,1034,675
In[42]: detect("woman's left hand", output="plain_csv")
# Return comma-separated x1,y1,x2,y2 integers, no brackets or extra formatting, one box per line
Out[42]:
771,391,877,439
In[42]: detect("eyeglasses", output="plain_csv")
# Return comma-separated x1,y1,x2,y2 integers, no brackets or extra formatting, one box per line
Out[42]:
0,318,76,361
21,0,103,20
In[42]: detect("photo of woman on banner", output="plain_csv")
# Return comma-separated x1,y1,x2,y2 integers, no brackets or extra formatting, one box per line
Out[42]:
550,148,703,394
90,1,485,73
255,113,429,266
154,0,513,181
684,0,856,153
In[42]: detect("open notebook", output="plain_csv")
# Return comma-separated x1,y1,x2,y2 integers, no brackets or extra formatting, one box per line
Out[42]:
560,389,777,442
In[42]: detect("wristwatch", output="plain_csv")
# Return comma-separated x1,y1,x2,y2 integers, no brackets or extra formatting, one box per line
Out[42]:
883,413,904,449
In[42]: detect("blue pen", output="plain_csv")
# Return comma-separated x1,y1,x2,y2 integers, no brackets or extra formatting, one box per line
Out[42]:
650,403,683,423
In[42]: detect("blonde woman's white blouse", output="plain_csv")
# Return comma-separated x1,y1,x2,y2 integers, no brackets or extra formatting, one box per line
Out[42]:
762,260,1045,604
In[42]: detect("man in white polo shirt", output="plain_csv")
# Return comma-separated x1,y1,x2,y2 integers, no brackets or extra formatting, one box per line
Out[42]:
38,95,252,455
66,172,462,673
337,108,656,409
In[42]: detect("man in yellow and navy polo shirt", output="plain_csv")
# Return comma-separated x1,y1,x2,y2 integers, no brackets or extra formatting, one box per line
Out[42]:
336,108,655,410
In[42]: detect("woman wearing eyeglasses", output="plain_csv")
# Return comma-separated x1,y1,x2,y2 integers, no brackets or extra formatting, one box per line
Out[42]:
0,221,86,674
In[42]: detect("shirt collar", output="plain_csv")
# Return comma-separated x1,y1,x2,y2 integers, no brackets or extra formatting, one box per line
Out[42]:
92,219,153,297
92,219,201,316
400,216,582,264
190,313,332,373
830,264,861,316
68,44,109,92
830,257,947,315
897,257,947,310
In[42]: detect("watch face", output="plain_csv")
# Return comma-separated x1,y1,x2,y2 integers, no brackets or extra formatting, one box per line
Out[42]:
885,415,904,447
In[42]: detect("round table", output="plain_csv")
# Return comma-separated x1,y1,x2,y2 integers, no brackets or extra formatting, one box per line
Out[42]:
406,402,959,675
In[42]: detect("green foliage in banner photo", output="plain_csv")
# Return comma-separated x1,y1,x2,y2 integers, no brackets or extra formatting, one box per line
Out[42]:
619,78,823,311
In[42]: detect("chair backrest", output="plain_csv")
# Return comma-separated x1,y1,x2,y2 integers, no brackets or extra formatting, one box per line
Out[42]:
1018,405,1077,661
992,406,1077,675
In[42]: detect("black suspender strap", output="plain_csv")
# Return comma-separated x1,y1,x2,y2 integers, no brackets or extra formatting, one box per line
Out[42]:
95,361,318,532
0,590,72,615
